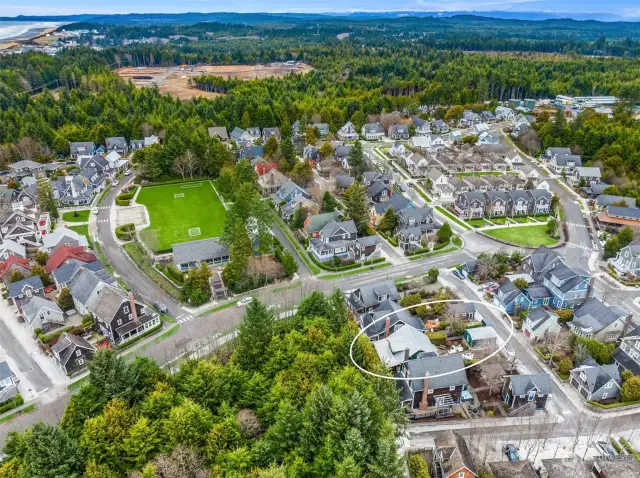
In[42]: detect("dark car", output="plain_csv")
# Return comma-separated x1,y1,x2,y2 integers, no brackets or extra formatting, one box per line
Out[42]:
504,444,520,462
452,269,465,280
153,302,168,314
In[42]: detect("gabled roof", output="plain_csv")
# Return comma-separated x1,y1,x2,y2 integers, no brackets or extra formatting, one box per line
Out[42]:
171,237,229,265
305,211,341,234
407,355,468,391
596,194,636,208
348,280,399,310
509,373,552,395
86,284,129,323
434,430,477,477
371,194,410,214
553,154,582,167
320,219,357,238
335,174,355,189
363,123,385,134
0,256,31,277
22,296,63,323
489,460,537,478
526,307,556,331
51,332,96,367
52,258,112,286
69,268,104,306
45,245,96,273
7,276,44,298
105,137,127,149
367,181,390,198
525,245,563,274
546,147,572,156
572,298,626,332
466,326,498,341
69,142,95,154
0,361,14,382
374,325,437,367
497,279,522,306
0,240,26,258
207,127,229,141
572,359,621,393
608,205,640,220
397,206,433,224
42,228,89,250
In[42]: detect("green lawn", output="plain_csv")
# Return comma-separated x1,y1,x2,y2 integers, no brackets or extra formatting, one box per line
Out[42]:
62,210,90,222
483,225,558,247
136,181,226,252
435,206,472,230
490,217,507,225
466,219,489,228
67,225,92,247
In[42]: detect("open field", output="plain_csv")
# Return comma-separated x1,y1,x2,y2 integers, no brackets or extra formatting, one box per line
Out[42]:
483,224,558,247
136,181,226,252
62,210,90,222
116,62,312,101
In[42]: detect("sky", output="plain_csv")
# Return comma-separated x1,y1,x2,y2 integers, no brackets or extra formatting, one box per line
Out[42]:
3,0,640,19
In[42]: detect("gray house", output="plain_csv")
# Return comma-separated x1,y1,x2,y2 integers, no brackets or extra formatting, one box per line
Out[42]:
309,219,357,262
51,333,96,375
502,373,552,411
69,142,95,159
21,296,65,333
346,279,400,314
105,137,128,155
359,300,426,341
569,358,621,403
361,123,385,141
613,325,640,376
568,298,629,342
388,124,410,140
207,127,229,142
8,276,44,304
172,237,230,272
0,361,18,403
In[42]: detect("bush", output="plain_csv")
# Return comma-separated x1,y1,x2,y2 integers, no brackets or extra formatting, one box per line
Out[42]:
363,257,386,265
558,358,573,375
0,395,24,414
621,376,640,402
115,223,136,241
408,454,430,478
576,337,615,365
427,331,447,346
556,309,574,323
308,251,361,272
407,246,430,256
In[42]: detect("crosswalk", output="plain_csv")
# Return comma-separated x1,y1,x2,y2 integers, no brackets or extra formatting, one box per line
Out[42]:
565,222,588,228
176,313,196,324
97,219,109,223
98,206,110,210
566,242,594,251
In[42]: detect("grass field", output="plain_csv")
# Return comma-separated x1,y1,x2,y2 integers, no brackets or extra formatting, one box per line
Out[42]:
62,210,90,222
136,181,226,252
483,225,558,247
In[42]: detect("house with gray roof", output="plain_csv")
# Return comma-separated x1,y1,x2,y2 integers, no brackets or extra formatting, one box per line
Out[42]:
489,460,537,478
570,166,601,186
544,147,572,160
230,127,253,146
522,245,565,284
7,276,44,305
388,124,409,140
0,361,18,403
129,139,145,152
399,355,469,410
41,228,89,253
172,237,230,272
455,191,487,219
432,430,477,478
549,154,582,174
272,180,310,206
432,119,450,133
52,259,112,290
361,123,385,141
309,219,357,262
595,194,636,209
261,127,280,143
51,332,96,375
346,279,400,314
412,117,431,136
105,137,128,155
337,121,358,141
569,297,629,342
522,308,560,342
207,127,229,142
8,160,46,177
570,357,621,403
611,241,640,278
503,373,552,411
464,326,498,347
303,211,340,238
613,325,640,377
311,123,329,138
21,296,65,333
495,106,515,121
69,268,106,315
373,322,437,368
69,142,95,159
334,173,355,192
542,263,591,309
0,240,26,260
144,135,159,147
360,299,426,341
370,193,410,226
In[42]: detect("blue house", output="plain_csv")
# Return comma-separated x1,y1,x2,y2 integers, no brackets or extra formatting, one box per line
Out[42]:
542,263,591,309
522,285,553,309
240,145,265,160
272,180,310,205
493,279,530,314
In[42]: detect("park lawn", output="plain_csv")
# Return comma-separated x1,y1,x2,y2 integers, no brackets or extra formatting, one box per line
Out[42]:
67,225,92,247
62,210,90,222
511,216,532,223
466,219,488,228
484,224,558,247
137,181,226,252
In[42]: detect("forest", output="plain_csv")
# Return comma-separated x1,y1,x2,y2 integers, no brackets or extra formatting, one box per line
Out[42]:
0,293,404,478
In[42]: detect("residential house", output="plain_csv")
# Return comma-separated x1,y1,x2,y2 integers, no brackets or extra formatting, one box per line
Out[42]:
367,181,393,204
281,194,318,222
7,276,44,305
580,182,608,198
359,300,426,341
51,332,96,375
542,263,591,309
373,325,438,368
172,237,230,272
369,194,410,227
0,240,26,260
0,362,18,403
45,245,96,273
404,152,430,177
477,131,501,146
144,135,159,147
396,223,440,253
255,162,278,177
333,145,352,169
494,279,530,315
481,111,497,122
502,373,552,411
489,461,537,478
69,268,104,316
52,258,112,290
522,245,565,284
361,123,385,141
597,205,640,231
0,256,31,282
337,121,358,141
105,137,128,155
262,127,281,143
335,173,355,193
129,139,145,152
388,124,410,140
207,127,229,142
257,168,287,197
518,165,540,182
549,154,582,174
593,456,640,477
464,326,498,347
428,169,455,200
272,180,311,205
569,357,621,402
21,296,65,333
346,279,400,314
544,147,572,161
412,117,431,136
389,142,407,158
528,189,553,214
613,325,640,376
507,189,533,216
303,211,341,238
0,211,41,247
399,355,469,410
568,298,629,342
303,145,319,164
505,151,525,171
308,219,357,262
432,119,450,133
41,228,89,253
362,171,393,187
229,127,253,146
449,303,477,321
246,127,261,142
409,136,433,151
8,160,46,177
611,242,640,277
495,106,515,121
461,109,481,126
455,191,486,219
570,167,601,186
595,194,636,209
239,145,265,161
540,457,594,478
312,123,329,138
431,430,478,478
522,308,560,342
69,142,95,159
485,190,509,217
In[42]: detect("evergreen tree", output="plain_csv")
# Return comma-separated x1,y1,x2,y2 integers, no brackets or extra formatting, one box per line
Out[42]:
234,299,275,371
378,206,397,233
123,417,160,471
343,181,370,235
36,177,59,219
84,461,119,478
223,219,252,287
88,349,128,401
280,136,296,169
299,385,334,461
305,125,317,145
164,399,214,449
436,222,453,244
347,140,365,178
34,251,48,266
21,423,84,478
264,136,279,158
322,191,338,212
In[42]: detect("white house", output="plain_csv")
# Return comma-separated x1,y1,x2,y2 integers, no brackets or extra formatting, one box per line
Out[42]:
337,122,358,141
361,123,385,141
568,298,630,343
611,242,640,278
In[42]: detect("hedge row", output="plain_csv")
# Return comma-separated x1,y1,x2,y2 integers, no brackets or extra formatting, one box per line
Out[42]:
141,177,210,188
432,240,451,251
115,187,138,207
0,395,24,414
620,437,640,462
407,246,430,257
588,399,640,409
308,252,362,272
427,331,448,346
363,257,386,266
115,223,136,241
116,323,162,350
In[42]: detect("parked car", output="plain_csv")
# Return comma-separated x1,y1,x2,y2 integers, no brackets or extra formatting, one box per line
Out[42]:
504,444,520,462
452,269,465,280
112,180,119,187
153,302,168,314
124,169,132,176
92,207,99,215
237,297,253,307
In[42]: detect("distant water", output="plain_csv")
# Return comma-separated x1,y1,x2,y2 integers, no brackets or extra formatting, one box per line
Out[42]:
0,21,60,42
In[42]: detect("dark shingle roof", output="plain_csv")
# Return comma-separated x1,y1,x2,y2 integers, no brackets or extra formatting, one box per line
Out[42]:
572,298,626,332
7,276,44,298
510,373,552,395
172,238,229,265
434,430,477,477
406,355,468,390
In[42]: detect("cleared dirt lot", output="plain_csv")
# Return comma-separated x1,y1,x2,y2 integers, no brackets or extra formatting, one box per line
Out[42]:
116,62,313,101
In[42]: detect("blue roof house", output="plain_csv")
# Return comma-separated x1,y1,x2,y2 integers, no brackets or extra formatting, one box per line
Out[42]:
493,279,531,315
542,264,591,309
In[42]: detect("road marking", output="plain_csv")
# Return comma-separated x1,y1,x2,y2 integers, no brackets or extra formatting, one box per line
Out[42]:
566,243,593,251
177,314,196,324
100,206,110,210
565,222,587,228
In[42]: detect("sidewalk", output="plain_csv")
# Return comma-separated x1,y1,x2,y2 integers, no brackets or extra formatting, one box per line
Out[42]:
407,413,564,435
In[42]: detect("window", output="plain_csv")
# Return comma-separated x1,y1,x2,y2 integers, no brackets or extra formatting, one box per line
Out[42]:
78,358,84,365
458,473,465,478
449,386,455,391
123,306,129,314
427,389,433,394
76,350,81,356
602,393,608,399
117,319,122,326
128,314,133,320
605,382,613,389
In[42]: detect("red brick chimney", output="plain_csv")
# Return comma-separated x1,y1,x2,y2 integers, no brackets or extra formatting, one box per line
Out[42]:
385,317,391,338
128,292,139,323
420,376,430,411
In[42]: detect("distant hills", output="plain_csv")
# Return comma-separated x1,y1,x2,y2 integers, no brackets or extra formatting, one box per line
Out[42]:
0,11,636,25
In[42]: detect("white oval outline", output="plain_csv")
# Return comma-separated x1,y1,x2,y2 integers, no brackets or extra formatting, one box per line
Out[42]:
349,298,514,380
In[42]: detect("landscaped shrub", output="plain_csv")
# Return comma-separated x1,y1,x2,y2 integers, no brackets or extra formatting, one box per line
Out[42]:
115,223,136,241
407,247,430,257
308,252,361,272
408,454,430,478
165,264,185,284
363,257,386,265
0,395,24,414
427,331,447,346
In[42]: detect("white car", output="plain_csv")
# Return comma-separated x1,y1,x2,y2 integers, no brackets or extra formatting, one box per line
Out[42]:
124,169,132,176
91,207,99,215
112,180,119,187
267,304,280,311
237,297,253,307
